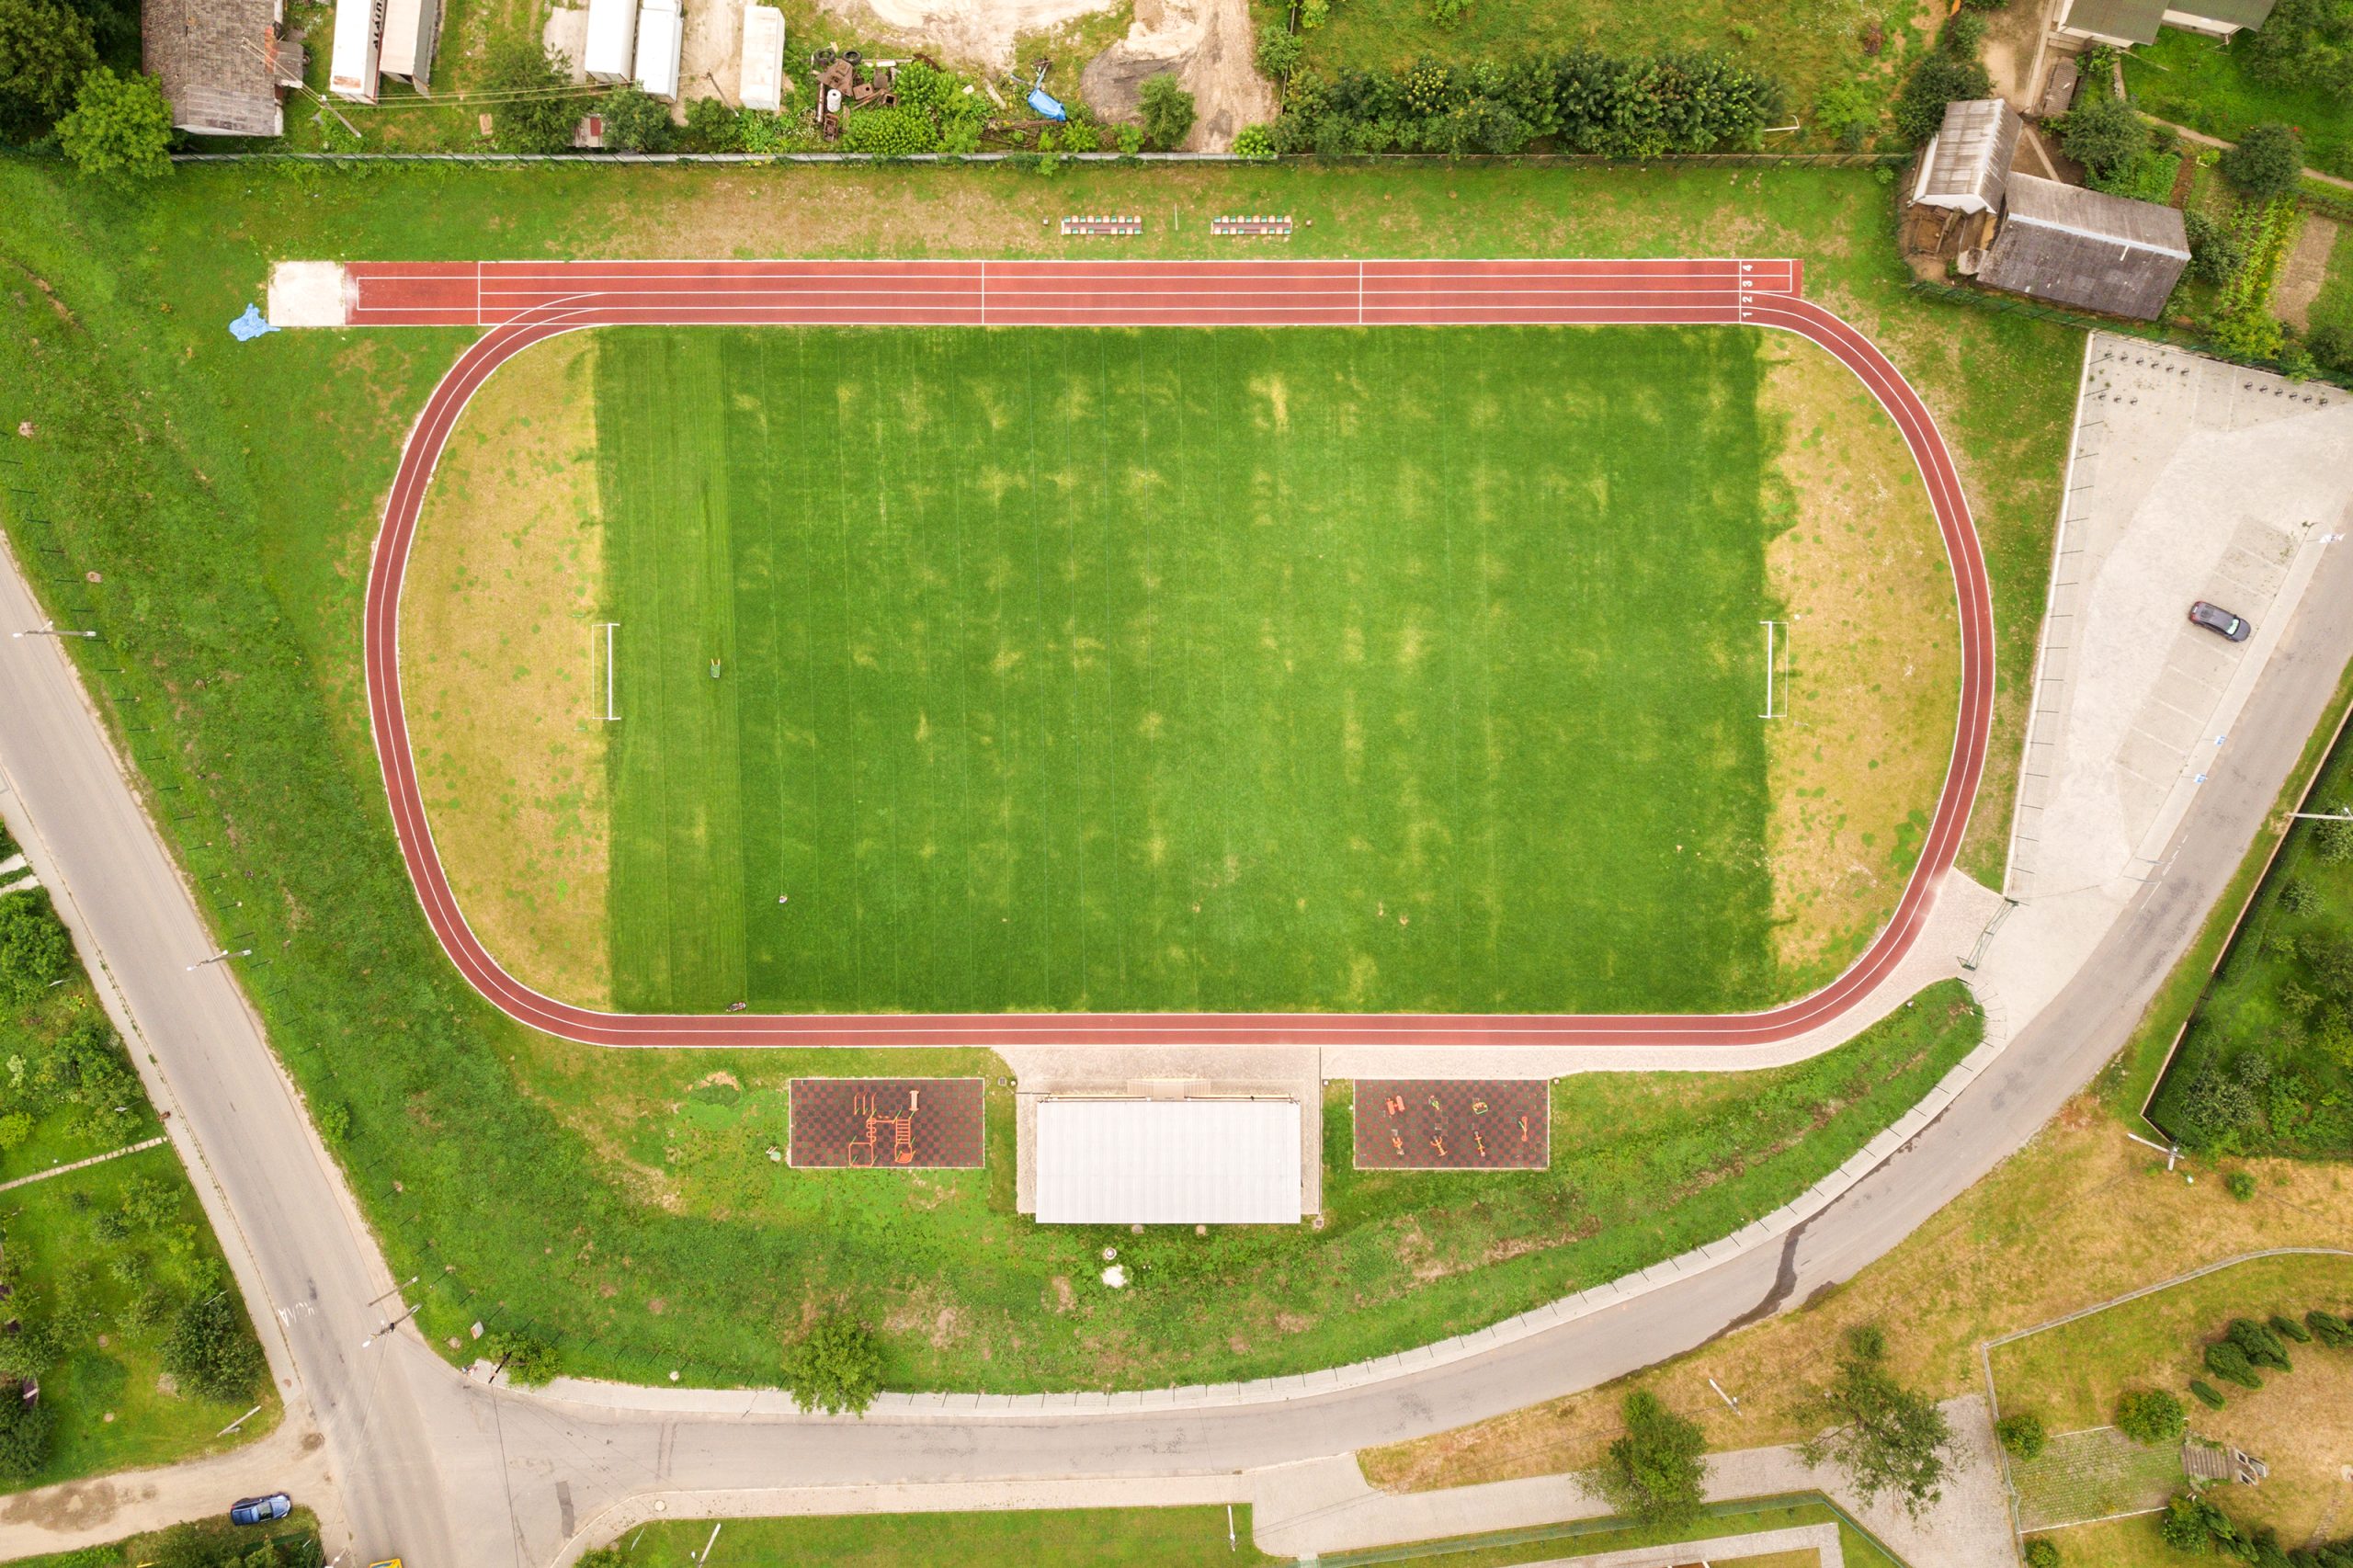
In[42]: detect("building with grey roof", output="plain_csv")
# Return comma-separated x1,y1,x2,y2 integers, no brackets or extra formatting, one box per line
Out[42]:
2058,0,2277,46
1976,172,2191,321
1912,98,2020,216
144,0,304,136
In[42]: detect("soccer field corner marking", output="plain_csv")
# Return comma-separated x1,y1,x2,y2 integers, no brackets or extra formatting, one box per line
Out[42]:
355,258,1993,1051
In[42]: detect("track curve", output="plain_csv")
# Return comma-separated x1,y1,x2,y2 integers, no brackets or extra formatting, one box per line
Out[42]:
358,258,1993,1047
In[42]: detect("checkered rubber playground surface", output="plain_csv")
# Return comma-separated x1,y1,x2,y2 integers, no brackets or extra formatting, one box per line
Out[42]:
787,1078,985,1169
1353,1080,1551,1170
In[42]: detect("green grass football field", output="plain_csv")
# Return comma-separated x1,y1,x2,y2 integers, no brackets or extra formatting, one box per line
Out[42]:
598,324,1781,1016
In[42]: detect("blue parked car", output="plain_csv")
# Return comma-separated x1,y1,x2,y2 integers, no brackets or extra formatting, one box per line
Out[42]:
229,1493,291,1526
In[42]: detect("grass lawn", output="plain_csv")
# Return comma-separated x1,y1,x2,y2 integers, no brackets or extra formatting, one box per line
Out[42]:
2146,711,2353,1157
0,1507,324,1568
597,323,1767,1016
0,156,2075,1392
1990,1252,2353,1547
2125,28,2353,181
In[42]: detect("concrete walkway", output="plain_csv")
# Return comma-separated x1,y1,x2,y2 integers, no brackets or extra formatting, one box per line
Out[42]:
0,1134,167,1193
1505,1523,1840,1568
1253,1398,2006,1568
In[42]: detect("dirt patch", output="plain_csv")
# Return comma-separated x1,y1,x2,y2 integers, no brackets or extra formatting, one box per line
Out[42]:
1361,1096,2353,1495
1079,0,1274,149
1758,335,1960,986
2278,215,2341,331
824,0,1120,67
402,331,611,1007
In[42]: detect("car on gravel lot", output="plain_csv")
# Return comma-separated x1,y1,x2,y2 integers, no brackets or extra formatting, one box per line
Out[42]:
229,1493,291,1526
2189,601,2251,642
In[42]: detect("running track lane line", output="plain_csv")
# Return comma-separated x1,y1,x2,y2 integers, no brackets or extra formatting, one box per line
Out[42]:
356,257,1991,1048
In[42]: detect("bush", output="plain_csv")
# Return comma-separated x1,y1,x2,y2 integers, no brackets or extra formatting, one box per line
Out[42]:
2023,1538,2061,1568
2243,0,2353,96
1941,11,1987,56
2229,1316,2291,1370
2227,1169,2258,1200
54,66,172,187
2318,814,2353,863
2161,1493,2221,1551
2184,209,2249,286
315,1100,351,1144
1813,78,1881,151
1595,1390,1708,1527
2205,1338,2263,1388
839,104,939,155
1995,1410,2047,1460
0,0,98,144
0,1110,28,1151
484,1329,558,1386
1233,122,1275,158
2221,121,2306,198
1893,53,1992,145
0,1384,53,1481
1139,73,1196,150
782,1315,883,1415
683,94,743,151
2058,96,2148,181
1256,27,1303,81
484,35,582,154
2308,1309,2353,1347
599,85,675,153
2271,1312,2312,1344
2189,1378,2228,1409
0,893,74,1006
162,1292,266,1403
2279,877,2321,915
2116,1388,2186,1446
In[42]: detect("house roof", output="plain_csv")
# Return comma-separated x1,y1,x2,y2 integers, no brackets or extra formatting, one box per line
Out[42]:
1914,98,2019,212
143,0,288,136
2187,0,2278,27
1980,173,2191,321
1033,1098,1301,1225
2062,0,2165,43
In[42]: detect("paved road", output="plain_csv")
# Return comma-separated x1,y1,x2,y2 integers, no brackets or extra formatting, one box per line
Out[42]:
2,444,2349,1565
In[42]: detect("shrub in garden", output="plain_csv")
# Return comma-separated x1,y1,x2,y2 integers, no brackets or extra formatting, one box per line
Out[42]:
2116,1388,2186,1446
483,1329,558,1386
2229,1316,2291,1370
0,1383,53,1481
599,86,675,153
683,94,742,150
2023,1538,2060,1568
1941,11,1987,57
782,1315,883,1415
162,1291,266,1403
1233,122,1275,157
2059,96,2149,182
484,35,582,154
2184,209,2248,286
2308,1309,2353,1347
2221,121,2306,199
2189,1379,2227,1409
1595,1391,1708,1527
2317,814,2353,863
2279,878,2320,915
1139,73,1196,149
2228,1169,2258,1200
56,67,172,187
2206,1338,2263,1389
0,892,74,1005
1256,27,1302,82
2271,1313,2312,1344
1813,77,1880,151
2243,0,2353,97
839,105,941,155
0,1111,28,1151
1995,1410,2047,1460
1893,51,1991,144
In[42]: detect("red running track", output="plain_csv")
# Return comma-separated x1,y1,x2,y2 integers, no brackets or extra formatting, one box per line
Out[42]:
357,257,1992,1048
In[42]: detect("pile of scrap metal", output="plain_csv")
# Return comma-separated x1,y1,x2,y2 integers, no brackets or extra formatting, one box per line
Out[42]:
809,48,903,139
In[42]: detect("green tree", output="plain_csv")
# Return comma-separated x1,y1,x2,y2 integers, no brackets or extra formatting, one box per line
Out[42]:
0,893,74,1005
485,35,581,154
2220,121,2305,198
1594,1391,1708,1526
1256,27,1302,82
2243,0,2353,95
1799,1324,1958,1517
1138,73,1196,149
2057,96,2147,180
2115,1388,2185,1446
2022,1538,2061,1568
782,1315,883,1415
0,0,97,142
162,1292,266,1403
484,1328,559,1385
2184,209,2248,286
1893,54,1992,145
598,85,675,152
1995,1410,2047,1460
0,1111,28,1151
54,65,170,186
683,93,743,151
0,1384,54,1481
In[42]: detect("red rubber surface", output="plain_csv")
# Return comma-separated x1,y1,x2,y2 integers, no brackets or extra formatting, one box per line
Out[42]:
358,257,1992,1048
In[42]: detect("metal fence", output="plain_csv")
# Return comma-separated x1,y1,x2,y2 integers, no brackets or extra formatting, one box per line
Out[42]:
170,147,1910,167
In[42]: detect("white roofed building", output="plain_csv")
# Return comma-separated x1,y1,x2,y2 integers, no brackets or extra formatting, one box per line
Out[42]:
740,4,785,113
583,0,639,84
1032,1098,1302,1225
378,0,443,87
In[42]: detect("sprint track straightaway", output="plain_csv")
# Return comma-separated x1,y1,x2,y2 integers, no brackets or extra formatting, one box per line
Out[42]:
356,257,1994,1048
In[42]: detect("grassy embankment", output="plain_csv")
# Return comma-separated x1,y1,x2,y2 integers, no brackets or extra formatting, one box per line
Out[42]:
0,157,2075,1392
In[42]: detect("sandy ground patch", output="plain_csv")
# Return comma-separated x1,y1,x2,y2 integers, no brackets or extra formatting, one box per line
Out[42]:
1079,0,1274,148
402,331,612,1008
1759,335,1959,988
2278,214,2340,332
1361,1094,2353,1493
823,0,1118,67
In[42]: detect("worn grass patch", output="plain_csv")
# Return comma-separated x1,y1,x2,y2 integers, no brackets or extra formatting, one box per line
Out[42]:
593,323,1810,1016
404,330,611,1006
606,1506,1280,1566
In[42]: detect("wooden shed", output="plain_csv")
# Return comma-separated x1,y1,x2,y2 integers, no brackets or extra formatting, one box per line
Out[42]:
1912,98,2019,217
1974,173,2191,321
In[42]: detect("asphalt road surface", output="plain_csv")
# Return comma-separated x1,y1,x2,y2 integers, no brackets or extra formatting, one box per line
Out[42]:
1,486,2348,1567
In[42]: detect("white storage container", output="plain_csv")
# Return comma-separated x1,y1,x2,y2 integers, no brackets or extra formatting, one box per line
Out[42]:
583,0,639,85
327,0,383,102
378,0,441,86
739,4,784,113
633,0,682,100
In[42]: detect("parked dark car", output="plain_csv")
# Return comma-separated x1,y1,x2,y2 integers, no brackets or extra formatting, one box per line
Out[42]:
229,1494,292,1526
2188,601,2251,642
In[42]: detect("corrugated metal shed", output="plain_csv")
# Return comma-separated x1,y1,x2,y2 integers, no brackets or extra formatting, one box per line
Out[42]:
379,0,442,85
145,0,293,133
1980,173,2190,321
740,4,786,113
2169,0,2277,30
584,0,639,84
1034,1099,1302,1225
1911,98,2019,215
2061,0,2165,43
